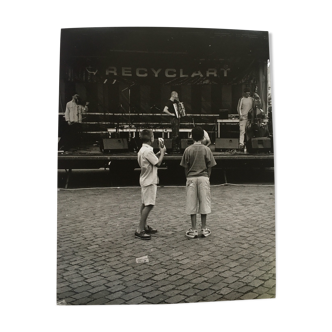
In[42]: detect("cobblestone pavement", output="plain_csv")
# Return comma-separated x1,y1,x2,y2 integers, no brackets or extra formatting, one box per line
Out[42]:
57,185,275,305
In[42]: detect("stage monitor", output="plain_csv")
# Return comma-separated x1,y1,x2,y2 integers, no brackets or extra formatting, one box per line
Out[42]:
102,138,129,152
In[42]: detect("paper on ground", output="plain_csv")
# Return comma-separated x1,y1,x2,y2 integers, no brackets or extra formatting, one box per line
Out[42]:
57,300,67,305
136,255,149,263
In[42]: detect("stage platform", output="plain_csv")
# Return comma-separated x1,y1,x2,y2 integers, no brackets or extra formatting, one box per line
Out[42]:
58,145,274,188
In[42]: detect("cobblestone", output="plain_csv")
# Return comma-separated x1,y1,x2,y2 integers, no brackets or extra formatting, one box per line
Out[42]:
165,295,186,303
58,185,275,304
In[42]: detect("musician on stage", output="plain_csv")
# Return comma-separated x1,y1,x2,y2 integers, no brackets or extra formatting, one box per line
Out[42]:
237,87,253,151
237,88,265,150
163,91,181,152
63,93,89,150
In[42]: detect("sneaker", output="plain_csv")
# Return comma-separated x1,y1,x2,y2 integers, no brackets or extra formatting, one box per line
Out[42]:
135,230,151,240
201,228,211,237
186,228,198,239
144,225,158,234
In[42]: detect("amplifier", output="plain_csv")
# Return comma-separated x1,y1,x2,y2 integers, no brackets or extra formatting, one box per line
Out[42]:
152,138,172,150
102,138,128,152
181,139,194,150
215,138,239,150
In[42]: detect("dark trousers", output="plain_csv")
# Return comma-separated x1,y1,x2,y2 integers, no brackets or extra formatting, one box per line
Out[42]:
62,122,82,150
171,117,180,151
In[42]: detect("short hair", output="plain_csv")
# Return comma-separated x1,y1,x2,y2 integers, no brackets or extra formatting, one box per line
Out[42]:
243,87,251,93
171,91,178,97
191,126,204,141
140,129,153,143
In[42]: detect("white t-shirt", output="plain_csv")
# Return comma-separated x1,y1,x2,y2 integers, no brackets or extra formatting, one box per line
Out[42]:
137,143,159,186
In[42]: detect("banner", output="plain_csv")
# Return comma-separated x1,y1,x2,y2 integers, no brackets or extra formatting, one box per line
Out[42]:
63,61,257,85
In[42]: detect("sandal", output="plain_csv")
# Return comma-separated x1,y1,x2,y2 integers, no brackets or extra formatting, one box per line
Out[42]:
201,228,211,237
186,228,198,239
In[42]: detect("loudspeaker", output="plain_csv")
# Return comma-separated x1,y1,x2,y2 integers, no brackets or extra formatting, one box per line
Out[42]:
102,138,128,152
181,139,194,150
248,137,272,152
215,138,239,150
250,137,271,149
152,138,172,150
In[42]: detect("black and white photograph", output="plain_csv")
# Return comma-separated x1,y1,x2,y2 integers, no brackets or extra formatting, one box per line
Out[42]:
57,27,275,305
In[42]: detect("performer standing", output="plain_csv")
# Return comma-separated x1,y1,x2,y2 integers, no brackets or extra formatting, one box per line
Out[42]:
63,94,89,150
163,91,181,152
237,88,253,151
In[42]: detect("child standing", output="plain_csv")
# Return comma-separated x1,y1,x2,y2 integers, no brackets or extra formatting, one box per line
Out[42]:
180,126,217,238
135,129,166,240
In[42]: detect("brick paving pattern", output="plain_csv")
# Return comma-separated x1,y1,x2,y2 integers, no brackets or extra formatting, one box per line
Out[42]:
57,185,275,304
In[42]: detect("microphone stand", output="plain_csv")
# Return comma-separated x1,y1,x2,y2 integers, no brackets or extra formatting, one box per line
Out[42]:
121,83,135,128
121,83,135,149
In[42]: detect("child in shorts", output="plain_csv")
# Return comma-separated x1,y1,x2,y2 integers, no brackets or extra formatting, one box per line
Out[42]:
180,126,217,238
135,129,166,240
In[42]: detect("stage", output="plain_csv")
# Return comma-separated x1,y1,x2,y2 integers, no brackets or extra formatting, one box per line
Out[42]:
58,146,274,188
58,28,274,189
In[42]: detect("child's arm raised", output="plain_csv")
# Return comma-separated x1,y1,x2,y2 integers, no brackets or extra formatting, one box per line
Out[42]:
156,146,166,167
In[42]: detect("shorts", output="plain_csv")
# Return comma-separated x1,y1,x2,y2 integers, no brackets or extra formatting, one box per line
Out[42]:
141,184,157,206
185,176,211,215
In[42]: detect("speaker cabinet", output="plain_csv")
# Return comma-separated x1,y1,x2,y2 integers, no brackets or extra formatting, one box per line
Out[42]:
215,138,239,150
181,139,194,150
102,138,128,152
250,137,271,149
248,137,272,152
